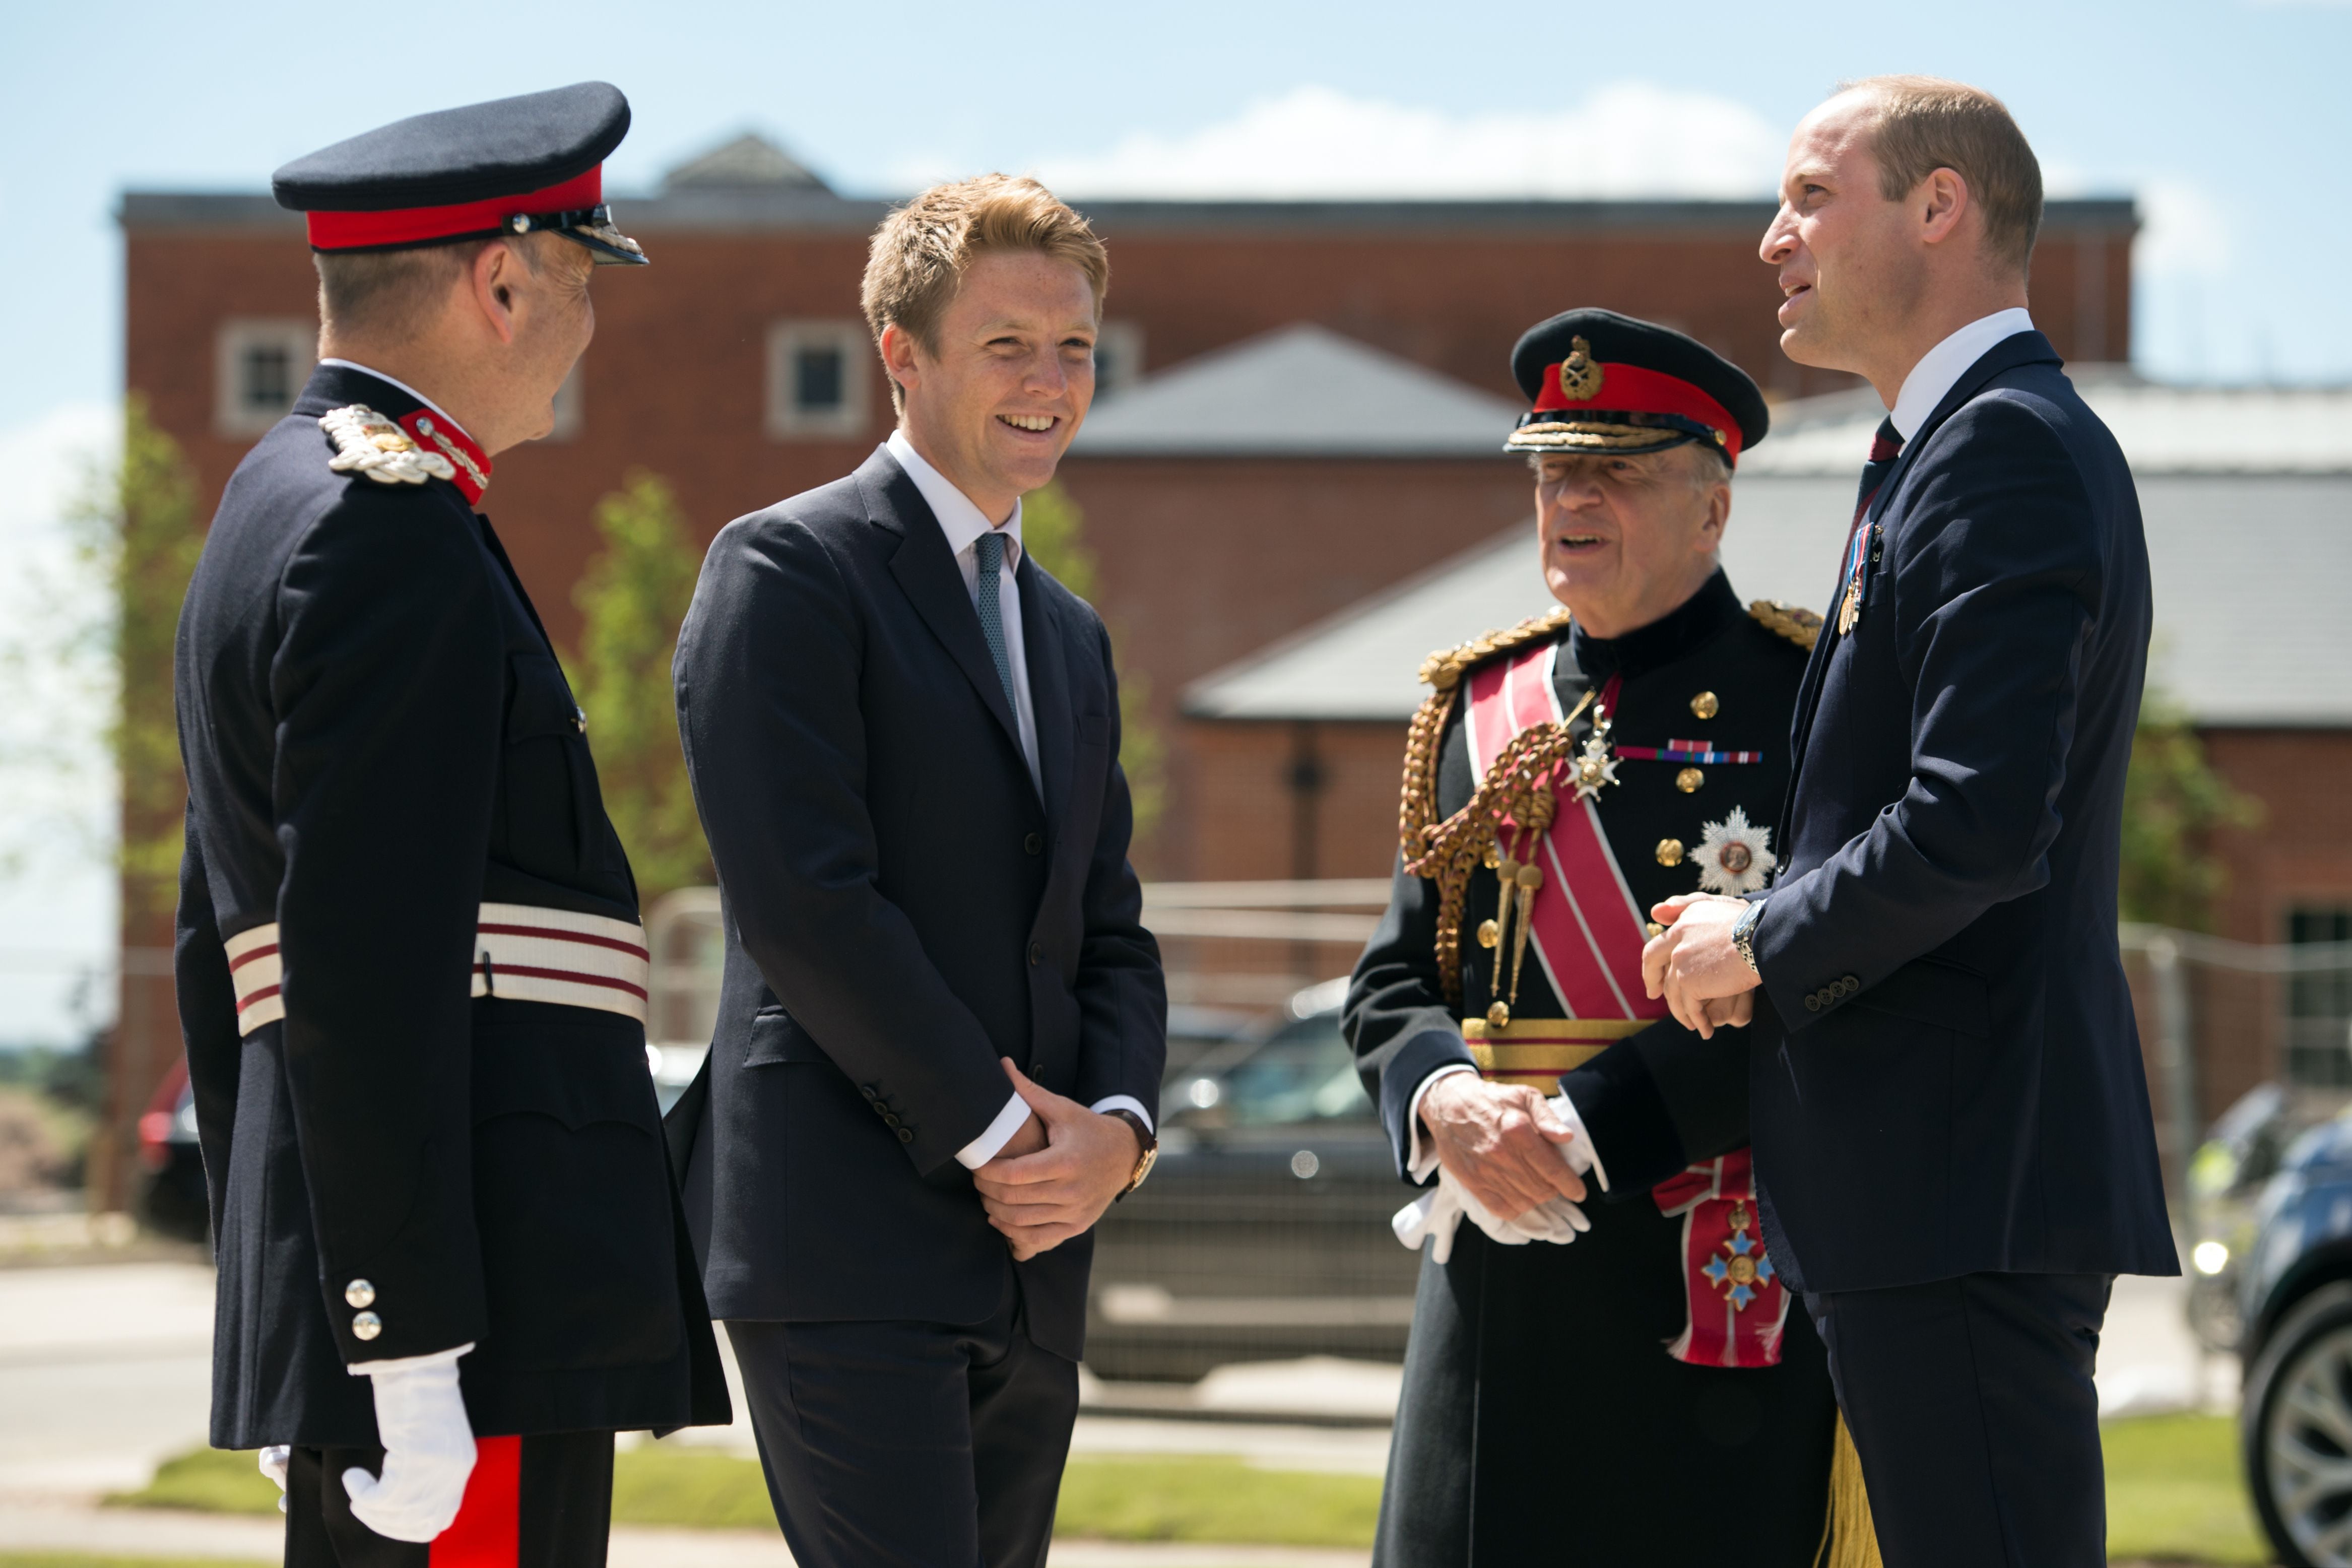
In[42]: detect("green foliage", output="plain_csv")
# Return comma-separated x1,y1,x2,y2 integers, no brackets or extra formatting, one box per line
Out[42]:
106,1447,275,1515
69,398,203,917
2102,1412,2269,1563
609,1446,777,1528
1019,482,1165,838
569,471,711,901
2121,691,2261,931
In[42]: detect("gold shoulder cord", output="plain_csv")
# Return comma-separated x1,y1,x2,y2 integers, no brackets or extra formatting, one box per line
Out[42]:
1748,599,1823,651
1394,606,1584,1007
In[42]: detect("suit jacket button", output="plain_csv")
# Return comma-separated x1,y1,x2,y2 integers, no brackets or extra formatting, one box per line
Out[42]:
884,1113,901,1127
344,1279,376,1309
351,1311,383,1341
1804,994,1822,1012
1024,832,1043,855
1030,1059,1044,1076
1840,975,1860,994
1028,942,1042,966
861,1084,878,1100
897,1128,914,1144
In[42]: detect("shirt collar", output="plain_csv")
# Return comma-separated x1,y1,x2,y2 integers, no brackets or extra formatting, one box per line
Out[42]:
886,429,1022,567
1569,568,1742,682
1886,308,2037,442
316,359,475,445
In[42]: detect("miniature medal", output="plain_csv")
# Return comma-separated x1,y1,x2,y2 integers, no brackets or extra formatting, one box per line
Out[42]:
1693,806,1777,895
320,405,456,487
1571,714,1619,803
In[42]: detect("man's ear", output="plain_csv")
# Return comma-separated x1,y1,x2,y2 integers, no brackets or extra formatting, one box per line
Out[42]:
1699,474,1732,550
469,240,522,346
878,322,922,404
1916,167,1972,249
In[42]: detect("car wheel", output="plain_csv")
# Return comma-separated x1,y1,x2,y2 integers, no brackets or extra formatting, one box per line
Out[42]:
2246,1282,2352,1566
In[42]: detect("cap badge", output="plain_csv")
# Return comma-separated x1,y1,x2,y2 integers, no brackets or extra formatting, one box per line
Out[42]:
1693,806,1777,895
321,405,456,488
1557,336,1604,403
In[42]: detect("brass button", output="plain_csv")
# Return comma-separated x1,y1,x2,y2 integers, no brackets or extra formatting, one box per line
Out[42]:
1675,766,1705,793
1690,691,1719,720
344,1279,376,1309
1655,838,1685,868
352,1311,383,1341
1476,919,1500,949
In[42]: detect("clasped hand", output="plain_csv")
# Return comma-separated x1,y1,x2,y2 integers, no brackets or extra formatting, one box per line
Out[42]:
1420,1074,1587,1220
971,1059,1140,1261
1642,892,1759,1037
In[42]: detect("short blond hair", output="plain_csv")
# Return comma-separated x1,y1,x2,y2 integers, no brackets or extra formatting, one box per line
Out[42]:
861,175,1109,407
1839,76,2044,275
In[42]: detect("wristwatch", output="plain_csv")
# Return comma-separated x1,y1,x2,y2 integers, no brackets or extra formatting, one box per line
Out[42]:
1104,1109,1158,1200
1731,899,1766,977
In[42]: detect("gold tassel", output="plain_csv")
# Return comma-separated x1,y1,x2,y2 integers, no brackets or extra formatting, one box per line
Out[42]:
1815,1413,1882,1568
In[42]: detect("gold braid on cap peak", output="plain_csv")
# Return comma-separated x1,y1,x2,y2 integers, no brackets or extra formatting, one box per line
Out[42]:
1749,600,1824,651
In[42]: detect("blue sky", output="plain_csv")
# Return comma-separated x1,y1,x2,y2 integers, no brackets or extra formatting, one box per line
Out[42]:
0,0,2346,1041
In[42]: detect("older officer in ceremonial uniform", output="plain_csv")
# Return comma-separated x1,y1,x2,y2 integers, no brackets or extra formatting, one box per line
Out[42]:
173,84,726,1566
1347,311,1872,1566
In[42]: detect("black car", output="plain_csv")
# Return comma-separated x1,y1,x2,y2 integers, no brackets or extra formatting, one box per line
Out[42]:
1082,979,1423,1384
2235,1098,2352,1566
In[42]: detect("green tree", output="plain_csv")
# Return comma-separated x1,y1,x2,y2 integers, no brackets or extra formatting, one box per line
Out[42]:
570,470,711,900
69,397,203,917
1021,481,1165,838
2120,689,2260,930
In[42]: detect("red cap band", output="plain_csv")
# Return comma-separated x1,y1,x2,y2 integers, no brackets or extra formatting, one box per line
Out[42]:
305,167,603,252
1530,360,1745,464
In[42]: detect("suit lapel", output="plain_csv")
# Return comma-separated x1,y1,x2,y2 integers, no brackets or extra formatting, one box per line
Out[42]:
865,452,1029,764
1018,558,1074,829
1779,331,2065,817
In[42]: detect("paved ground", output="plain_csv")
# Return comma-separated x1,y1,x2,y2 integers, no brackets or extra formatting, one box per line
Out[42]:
0,1257,2233,1564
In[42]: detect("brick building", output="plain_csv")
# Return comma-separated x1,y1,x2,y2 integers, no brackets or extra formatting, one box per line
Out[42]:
104,133,2140,1201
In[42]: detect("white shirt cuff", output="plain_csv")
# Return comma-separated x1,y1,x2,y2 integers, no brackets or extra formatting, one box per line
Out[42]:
1087,1094,1153,1133
348,1342,472,1376
1548,1089,1610,1194
955,1092,1033,1169
1406,1063,1478,1183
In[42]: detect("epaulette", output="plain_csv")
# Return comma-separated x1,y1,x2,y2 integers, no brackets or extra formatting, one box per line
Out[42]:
321,405,456,488
1416,605,1573,693
1749,600,1823,651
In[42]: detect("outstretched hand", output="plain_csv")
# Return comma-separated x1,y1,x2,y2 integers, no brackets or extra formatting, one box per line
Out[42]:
1642,893,1759,1037
972,1060,1140,1260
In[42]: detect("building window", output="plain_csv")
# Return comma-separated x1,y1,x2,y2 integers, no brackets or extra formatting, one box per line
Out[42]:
2285,908,2352,1086
216,320,317,437
767,321,870,440
1094,320,1145,397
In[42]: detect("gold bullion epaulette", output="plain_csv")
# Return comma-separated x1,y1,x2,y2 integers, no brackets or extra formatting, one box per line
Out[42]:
1416,605,1573,693
320,405,456,488
1749,600,1823,651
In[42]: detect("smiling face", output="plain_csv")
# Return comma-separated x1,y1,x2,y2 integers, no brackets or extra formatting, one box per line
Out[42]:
883,249,1099,522
1759,91,1927,386
1535,447,1730,639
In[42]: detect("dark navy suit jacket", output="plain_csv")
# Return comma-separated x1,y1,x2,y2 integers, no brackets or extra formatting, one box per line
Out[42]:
670,446,1165,1362
1748,332,2178,1295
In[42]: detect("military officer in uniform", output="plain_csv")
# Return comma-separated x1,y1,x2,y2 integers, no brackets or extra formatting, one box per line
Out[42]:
1345,311,1871,1566
172,84,727,1565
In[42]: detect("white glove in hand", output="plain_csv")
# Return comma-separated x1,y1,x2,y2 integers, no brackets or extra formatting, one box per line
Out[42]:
1392,1091,1597,1264
342,1346,476,1543
258,1445,291,1515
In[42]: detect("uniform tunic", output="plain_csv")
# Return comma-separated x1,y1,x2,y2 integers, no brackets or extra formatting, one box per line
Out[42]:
1346,570,1838,1566
174,362,727,1448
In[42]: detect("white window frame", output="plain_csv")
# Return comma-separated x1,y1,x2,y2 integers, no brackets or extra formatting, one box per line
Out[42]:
766,320,872,441
1093,319,1146,397
215,319,318,438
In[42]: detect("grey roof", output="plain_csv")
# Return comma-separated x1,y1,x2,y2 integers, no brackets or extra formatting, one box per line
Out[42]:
662,133,829,193
1070,324,1524,458
1186,462,2352,728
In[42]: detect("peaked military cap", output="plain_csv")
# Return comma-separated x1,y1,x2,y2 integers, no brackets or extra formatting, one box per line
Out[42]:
272,82,647,265
1506,308,1768,465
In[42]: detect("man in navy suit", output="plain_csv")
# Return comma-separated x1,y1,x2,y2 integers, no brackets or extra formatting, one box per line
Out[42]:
670,175,1165,1568
1644,76,2177,1565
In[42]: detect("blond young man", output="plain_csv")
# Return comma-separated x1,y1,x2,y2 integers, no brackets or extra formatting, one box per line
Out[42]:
669,176,1165,1568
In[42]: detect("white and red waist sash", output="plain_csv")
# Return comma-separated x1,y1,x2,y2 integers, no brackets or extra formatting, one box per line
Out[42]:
1465,639,1790,1369
221,902,650,1037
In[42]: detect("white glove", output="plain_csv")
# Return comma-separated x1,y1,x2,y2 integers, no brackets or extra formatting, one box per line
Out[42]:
258,1445,291,1515
342,1345,477,1543
1392,1090,1597,1264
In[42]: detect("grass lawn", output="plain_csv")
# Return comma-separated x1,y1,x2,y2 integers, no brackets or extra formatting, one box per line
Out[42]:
108,1412,2274,1560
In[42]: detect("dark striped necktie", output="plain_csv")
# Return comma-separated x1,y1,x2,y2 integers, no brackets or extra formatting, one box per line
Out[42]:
1850,416,1905,538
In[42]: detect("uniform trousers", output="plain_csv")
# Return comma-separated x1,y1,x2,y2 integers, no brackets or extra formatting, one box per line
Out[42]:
726,1273,1079,1568
1807,1271,2113,1568
283,1431,613,1567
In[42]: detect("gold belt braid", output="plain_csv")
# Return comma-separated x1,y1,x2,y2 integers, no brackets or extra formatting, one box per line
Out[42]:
1461,1017,1648,1085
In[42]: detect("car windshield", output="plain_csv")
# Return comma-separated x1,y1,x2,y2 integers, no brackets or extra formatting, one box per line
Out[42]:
1177,1012,1371,1127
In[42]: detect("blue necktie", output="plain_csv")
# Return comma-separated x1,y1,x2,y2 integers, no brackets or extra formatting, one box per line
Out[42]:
974,531,1018,715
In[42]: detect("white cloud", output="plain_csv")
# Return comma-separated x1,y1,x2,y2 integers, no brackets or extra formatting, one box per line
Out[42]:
2135,178,2232,280
956,83,1784,201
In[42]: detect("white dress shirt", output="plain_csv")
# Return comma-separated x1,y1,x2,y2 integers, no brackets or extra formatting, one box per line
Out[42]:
1886,307,2036,442
882,431,1154,1168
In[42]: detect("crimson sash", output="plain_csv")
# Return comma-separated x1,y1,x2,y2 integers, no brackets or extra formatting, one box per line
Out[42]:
1464,640,1789,1369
